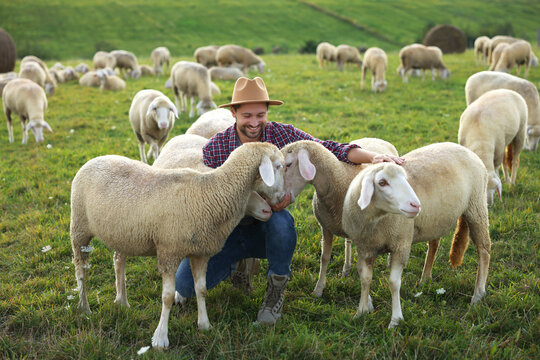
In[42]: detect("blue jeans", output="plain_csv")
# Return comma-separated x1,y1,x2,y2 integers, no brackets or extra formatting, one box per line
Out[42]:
175,210,297,298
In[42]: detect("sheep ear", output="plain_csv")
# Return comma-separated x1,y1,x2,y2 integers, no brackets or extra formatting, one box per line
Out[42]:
298,149,316,181
25,121,33,132
43,120,53,133
170,104,179,118
259,156,275,187
495,177,503,202
358,172,375,210
146,103,157,117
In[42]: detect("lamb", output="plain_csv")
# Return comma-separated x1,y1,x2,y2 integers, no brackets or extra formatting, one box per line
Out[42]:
128,89,178,163
458,89,527,205
194,45,220,68
399,44,449,83
209,66,243,81
493,40,533,78
70,142,286,348
335,44,362,71
2,78,52,144
151,46,171,76
78,71,101,87
19,56,57,95
316,42,337,69
280,139,399,297
487,35,519,65
465,71,540,151
361,47,388,92
93,51,116,70
185,108,235,139
474,36,490,65
341,142,490,328
110,50,141,78
170,61,217,118
96,69,126,91
139,64,155,76
216,44,265,74
487,42,510,71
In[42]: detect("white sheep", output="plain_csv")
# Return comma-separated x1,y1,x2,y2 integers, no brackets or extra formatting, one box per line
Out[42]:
209,66,244,81
170,61,217,118
459,89,527,205
50,66,79,83
92,51,116,70
488,42,510,71
110,50,141,79
2,78,52,144
341,142,490,328
74,63,90,74
70,142,286,349
96,69,126,91
465,71,540,151
19,61,47,90
78,71,101,87
336,44,362,71
316,42,337,69
280,139,399,296
128,89,178,163
139,64,155,76
474,36,490,65
151,46,170,76
493,40,533,78
361,47,388,92
216,44,265,74
19,56,57,95
185,108,235,138
487,35,519,65
399,44,449,83
194,45,220,68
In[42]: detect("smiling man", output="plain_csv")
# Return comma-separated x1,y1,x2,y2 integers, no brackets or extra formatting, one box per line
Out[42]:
175,77,404,325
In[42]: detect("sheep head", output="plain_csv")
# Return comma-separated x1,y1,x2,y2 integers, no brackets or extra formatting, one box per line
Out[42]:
281,141,317,202
25,119,53,144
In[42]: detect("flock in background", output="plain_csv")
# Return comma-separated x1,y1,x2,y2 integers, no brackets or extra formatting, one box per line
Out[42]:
0,33,539,349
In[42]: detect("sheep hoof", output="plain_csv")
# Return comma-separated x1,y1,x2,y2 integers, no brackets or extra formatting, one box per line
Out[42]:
470,291,485,305
312,286,324,298
341,267,351,277
198,322,213,331
151,334,169,350
114,298,130,308
388,318,402,329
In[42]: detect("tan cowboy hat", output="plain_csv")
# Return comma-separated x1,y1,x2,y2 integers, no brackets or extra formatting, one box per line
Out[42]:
219,77,283,108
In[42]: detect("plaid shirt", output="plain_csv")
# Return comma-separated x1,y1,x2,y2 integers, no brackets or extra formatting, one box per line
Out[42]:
202,121,360,168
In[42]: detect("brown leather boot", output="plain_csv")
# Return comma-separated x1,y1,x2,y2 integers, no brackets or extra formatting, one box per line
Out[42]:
257,274,288,325
230,258,260,295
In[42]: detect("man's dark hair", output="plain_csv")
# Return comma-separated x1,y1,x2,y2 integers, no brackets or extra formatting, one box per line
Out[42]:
232,103,269,112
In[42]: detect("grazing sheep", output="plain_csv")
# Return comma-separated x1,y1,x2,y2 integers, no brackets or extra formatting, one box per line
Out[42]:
361,47,388,92
50,66,79,83
194,45,220,68
458,89,527,205
465,71,540,151
474,36,490,65
209,66,243,81
129,89,178,163
139,64,155,76
342,142,490,328
19,61,47,89
280,139,399,296
151,46,170,76
488,43,510,71
216,44,265,74
70,142,286,349
93,51,116,70
74,63,90,74
170,61,217,118
399,44,449,83
0,77,15,96
316,42,337,69
210,81,221,96
78,71,101,87
336,44,362,71
96,69,126,91
185,108,235,139
487,35,519,65
493,40,533,78
110,50,141,79
2,78,52,144
20,56,56,95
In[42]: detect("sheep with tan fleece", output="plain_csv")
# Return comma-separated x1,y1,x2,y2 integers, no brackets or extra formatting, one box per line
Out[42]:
209,66,243,81
170,61,217,117
493,40,533,77
316,42,337,69
194,45,220,68
216,44,265,74
96,69,126,91
336,44,362,71
93,51,116,70
474,36,490,65
185,108,235,139
361,47,388,92
399,44,449,83
488,43,510,71
151,46,170,76
20,56,57,95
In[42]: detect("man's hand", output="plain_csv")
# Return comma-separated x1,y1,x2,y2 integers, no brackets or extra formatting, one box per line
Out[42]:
270,193,292,212
372,154,405,165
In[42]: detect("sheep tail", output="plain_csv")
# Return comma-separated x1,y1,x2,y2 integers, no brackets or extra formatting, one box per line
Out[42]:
504,143,514,173
449,216,469,268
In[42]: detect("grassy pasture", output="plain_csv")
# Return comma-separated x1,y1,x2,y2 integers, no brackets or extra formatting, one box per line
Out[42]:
0,49,539,359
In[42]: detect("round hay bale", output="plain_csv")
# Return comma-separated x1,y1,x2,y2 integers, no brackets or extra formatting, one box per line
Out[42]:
0,29,17,73
423,24,466,54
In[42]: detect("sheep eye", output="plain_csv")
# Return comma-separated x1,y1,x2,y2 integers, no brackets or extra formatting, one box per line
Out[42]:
276,164,282,169
378,179,388,186
285,162,292,168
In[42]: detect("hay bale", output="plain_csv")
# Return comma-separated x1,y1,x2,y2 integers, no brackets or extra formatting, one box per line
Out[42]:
0,29,16,73
423,24,466,54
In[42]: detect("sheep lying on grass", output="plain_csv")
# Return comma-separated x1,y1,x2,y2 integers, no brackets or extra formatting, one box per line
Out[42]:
2,78,52,144
361,47,387,92
96,69,126,91
194,45,220,68
78,71,101,87
70,142,285,348
209,66,243,81
170,61,217,117
342,142,490,328
465,71,540,151
316,42,337,69
216,44,265,74
459,89,527,204
129,89,178,163
151,46,170,76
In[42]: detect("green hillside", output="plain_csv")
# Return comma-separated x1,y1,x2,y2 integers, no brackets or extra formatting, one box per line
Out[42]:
1,0,539,60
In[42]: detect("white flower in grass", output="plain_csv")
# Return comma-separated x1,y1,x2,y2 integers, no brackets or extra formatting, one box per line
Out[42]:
41,245,52,253
137,346,151,355
81,245,94,253
67,295,75,300
436,288,446,295
72,288,79,292
70,129,75,134
48,196,53,199
46,144,53,149
414,292,423,297
82,264,91,269
111,126,116,130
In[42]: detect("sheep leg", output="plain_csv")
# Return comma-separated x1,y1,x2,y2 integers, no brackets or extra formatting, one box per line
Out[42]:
431,68,436,81
21,115,28,144
190,255,212,330
510,133,525,185
147,142,160,162
402,68,409,83
313,228,334,297
360,66,366,89
464,211,491,304
354,255,375,317
151,271,175,349
189,97,196,118
387,253,406,328
138,141,147,164
71,231,92,315
502,144,512,183
181,93,187,114
5,109,13,143
524,64,530,78
421,238,440,282
173,87,181,113
113,251,130,308
342,238,353,277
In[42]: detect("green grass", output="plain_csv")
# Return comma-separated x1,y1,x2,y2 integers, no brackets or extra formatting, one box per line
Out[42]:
0,48,539,359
